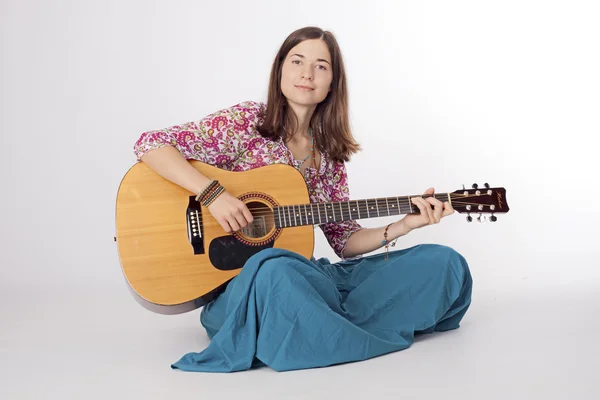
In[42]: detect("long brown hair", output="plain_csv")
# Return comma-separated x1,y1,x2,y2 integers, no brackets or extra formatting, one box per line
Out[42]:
257,26,361,163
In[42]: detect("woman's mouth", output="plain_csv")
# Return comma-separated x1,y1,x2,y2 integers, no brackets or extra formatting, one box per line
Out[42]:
295,85,314,91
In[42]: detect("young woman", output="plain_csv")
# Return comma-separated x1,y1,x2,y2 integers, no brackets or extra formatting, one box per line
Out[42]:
134,26,473,372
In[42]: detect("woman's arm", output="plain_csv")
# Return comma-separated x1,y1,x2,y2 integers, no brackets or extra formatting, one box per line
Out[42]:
342,188,454,259
140,145,212,195
341,219,410,259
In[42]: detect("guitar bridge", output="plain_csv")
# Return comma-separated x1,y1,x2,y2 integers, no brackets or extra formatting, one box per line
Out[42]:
186,196,205,254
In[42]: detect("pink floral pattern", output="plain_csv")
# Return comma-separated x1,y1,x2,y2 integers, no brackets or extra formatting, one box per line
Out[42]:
134,101,365,259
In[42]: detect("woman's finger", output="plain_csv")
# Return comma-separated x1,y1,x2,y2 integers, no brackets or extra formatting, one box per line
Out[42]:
443,201,455,217
427,197,444,223
414,197,434,224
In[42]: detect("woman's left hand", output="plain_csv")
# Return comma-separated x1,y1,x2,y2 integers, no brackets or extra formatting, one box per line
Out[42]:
396,187,455,234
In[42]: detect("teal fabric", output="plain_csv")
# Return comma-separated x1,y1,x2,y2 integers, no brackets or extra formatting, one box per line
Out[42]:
171,244,472,372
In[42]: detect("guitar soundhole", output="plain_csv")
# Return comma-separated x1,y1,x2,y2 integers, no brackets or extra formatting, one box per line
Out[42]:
239,201,275,239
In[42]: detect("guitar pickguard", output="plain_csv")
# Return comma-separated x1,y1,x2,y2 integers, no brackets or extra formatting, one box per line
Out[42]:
208,235,274,271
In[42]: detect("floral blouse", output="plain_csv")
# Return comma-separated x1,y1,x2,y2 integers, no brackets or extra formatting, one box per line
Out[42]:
133,100,365,260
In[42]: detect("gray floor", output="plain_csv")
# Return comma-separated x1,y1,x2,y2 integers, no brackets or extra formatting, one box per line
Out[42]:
1,283,598,400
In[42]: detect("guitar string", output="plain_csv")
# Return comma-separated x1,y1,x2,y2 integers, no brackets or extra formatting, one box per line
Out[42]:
187,194,499,224
193,192,493,214
188,201,497,234
189,202,495,224
188,194,497,220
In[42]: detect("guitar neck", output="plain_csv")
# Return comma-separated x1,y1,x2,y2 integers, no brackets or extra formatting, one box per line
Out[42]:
274,193,451,228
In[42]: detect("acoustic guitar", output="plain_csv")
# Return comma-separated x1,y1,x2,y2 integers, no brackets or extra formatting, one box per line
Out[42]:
114,160,509,314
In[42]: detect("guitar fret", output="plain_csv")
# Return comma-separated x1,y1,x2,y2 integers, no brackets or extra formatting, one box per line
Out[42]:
375,200,380,217
316,204,320,224
287,206,292,227
385,197,390,216
356,200,361,219
306,204,311,224
291,205,295,226
294,205,298,226
279,206,284,227
303,204,308,226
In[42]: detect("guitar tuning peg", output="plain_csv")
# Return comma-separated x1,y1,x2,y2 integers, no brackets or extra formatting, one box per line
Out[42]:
472,183,478,189
466,213,472,223
490,214,497,222
484,183,490,189
477,213,486,223
462,184,466,190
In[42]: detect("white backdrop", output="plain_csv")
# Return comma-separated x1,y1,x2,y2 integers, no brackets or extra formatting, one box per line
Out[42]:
2,0,599,321
2,1,600,398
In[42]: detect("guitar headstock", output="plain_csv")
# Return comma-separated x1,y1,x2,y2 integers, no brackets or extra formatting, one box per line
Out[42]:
450,183,509,223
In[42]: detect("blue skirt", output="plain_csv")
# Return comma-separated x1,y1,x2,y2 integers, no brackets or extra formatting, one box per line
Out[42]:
171,244,473,372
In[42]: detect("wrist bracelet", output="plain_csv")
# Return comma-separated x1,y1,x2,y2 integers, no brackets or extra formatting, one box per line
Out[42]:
382,223,398,261
202,185,225,207
195,180,219,202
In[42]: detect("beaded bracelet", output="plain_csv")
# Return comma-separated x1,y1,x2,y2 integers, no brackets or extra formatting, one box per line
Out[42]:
195,180,219,202
382,223,399,261
202,185,225,207
201,183,221,203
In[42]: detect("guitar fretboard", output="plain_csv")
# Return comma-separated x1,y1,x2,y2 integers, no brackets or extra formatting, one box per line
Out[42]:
274,193,450,228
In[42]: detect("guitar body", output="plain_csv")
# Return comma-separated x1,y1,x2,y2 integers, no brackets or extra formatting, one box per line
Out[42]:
115,161,314,314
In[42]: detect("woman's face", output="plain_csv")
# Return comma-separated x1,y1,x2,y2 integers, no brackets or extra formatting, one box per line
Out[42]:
280,39,333,109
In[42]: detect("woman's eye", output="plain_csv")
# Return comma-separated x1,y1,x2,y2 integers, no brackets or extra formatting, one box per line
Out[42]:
290,59,327,70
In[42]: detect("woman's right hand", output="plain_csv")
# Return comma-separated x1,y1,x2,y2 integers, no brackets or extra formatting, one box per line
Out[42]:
207,190,254,233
